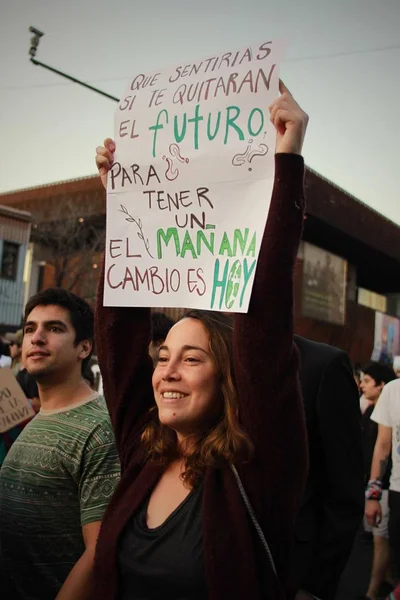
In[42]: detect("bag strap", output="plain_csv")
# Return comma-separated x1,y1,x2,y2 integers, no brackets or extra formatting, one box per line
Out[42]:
230,464,278,578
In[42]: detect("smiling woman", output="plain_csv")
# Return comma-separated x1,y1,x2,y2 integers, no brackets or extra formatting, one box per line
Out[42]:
144,310,253,487
93,81,309,600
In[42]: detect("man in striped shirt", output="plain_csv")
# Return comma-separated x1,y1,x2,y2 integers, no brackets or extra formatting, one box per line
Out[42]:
0,288,120,600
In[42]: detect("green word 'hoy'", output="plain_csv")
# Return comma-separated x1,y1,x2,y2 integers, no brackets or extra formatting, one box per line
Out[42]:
211,258,256,310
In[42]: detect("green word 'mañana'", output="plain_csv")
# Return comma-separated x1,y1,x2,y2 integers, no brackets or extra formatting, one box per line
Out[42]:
156,227,256,259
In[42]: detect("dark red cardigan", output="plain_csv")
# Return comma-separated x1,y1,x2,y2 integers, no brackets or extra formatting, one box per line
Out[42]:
93,154,308,600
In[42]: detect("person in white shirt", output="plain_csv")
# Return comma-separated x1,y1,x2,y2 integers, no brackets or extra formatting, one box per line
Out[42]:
366,379,400,588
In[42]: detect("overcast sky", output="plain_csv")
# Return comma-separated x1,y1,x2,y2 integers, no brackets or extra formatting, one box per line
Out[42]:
1,0,399,224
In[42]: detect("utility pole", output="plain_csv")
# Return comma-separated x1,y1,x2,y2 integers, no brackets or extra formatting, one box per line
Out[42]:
28,26,119,103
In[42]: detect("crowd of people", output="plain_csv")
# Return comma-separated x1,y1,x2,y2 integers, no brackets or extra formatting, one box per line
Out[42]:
0,83,398,600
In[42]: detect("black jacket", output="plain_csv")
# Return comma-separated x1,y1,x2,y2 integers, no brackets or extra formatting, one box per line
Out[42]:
292,335,364,600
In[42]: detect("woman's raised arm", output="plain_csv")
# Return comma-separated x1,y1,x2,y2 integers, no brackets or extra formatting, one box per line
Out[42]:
95,140,154,468
233,83,308,489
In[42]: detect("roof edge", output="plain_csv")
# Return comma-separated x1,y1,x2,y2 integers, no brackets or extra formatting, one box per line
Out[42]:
0,204,32,222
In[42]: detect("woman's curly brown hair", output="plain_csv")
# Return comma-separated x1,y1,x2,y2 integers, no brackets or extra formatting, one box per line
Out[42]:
141,310,254,488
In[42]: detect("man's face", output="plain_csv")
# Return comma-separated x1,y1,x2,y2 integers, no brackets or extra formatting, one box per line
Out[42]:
22,304,91,381
360,374,384,402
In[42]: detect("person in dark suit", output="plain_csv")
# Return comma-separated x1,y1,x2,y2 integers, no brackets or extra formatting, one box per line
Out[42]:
291,335,365,600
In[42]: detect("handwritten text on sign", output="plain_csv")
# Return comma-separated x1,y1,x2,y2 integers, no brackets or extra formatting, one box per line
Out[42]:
0,369,35,433
105,40,284,312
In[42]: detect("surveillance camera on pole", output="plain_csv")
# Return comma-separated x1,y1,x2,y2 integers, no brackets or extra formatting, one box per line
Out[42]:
27,26,119,102
29,26,44,58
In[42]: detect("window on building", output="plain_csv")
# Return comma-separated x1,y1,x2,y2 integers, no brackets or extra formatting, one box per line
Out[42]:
1,241,19,280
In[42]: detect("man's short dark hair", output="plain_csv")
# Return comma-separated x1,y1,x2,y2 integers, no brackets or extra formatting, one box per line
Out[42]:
151,312,175,344
362,361,397,386
24,288,94,372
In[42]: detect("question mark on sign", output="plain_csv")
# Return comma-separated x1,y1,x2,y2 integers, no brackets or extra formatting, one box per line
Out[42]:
232,140,253,166
248,144,269,171
162,155,179,181
169,143,189,164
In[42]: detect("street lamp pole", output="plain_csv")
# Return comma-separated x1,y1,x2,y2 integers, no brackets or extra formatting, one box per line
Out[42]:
28,26,119,103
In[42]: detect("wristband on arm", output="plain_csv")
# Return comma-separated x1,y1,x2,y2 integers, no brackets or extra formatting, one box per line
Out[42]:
365,479,383,500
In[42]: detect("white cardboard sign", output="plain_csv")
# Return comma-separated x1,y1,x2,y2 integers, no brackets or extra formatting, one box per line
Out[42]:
0,368,35,433
105,40,284,312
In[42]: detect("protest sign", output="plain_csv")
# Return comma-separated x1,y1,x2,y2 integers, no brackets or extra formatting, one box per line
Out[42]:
0,368,35,433
105,40,285,312
371,312,400,366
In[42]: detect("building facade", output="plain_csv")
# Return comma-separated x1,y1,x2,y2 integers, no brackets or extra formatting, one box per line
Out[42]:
0,205,32,330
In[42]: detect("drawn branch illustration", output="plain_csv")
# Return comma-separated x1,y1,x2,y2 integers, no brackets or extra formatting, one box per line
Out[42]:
118,205,154,259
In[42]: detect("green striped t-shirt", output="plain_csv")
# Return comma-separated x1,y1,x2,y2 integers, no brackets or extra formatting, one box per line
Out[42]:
0,393,120,600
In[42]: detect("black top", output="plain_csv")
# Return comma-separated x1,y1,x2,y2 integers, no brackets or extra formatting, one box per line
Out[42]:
362,404,391,489
118,483,206,600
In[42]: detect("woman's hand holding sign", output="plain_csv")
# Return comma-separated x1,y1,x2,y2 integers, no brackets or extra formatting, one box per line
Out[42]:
96,139,115,190
269,80,309,155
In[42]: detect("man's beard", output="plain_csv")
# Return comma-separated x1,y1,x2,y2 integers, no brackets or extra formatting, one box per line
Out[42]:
26,365,52,381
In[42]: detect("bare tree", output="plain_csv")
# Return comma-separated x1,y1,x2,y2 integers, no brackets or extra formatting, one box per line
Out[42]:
31,195,105,300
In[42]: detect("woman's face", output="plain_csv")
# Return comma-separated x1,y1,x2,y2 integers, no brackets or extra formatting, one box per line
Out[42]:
152,317,220,440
